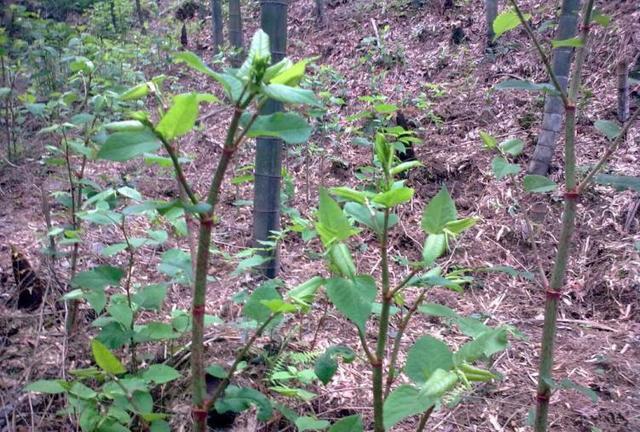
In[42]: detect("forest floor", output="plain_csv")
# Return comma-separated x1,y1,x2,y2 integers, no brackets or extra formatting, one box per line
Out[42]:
1,0,639,431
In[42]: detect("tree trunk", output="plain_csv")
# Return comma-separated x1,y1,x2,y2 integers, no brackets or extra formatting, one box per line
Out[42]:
527,0,581,175
315,0,326,27
135,0,145,33
110,0,118,33
253,0,288,278
228,0,244,67
484,0,498,46
211,0,224,54
617,59,630,122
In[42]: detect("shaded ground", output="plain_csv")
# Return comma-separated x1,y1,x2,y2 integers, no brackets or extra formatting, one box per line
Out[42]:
1,0,639,431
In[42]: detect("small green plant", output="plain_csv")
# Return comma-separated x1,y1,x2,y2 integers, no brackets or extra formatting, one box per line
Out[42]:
311,129,511,431
358,23,404,69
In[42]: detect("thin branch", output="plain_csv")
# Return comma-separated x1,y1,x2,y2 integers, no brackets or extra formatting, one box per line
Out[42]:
158,134,199,205
507,0,570,107
577,107,640,193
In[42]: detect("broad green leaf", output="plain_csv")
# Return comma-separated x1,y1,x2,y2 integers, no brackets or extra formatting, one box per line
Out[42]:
174,52,243,101
271,58,311,86
260,299,298,314
551,37,584,48
244,112,312,144
316,188,358,245
444,217,478,236
344,202,398,236
263,58,293,83
494,79,558,95
287,276,324,312
420,368,458,398
329,187,369,205
421,187,457,234
492,156,521,179
133,284,168,311
206,364,228,378
150,420,171,432
454,328,509,365
390,160,422,176
120,83,149,101
418,303,458,318
69,382,97,400
295,417,330,431
174,51,217,77
594,120,621,140
98,128,162,161
91,339,126,375
594,174,640,192
25,380,67,394
314,345,356,385
133,322,180,342
383,385,434,430
101,243,128,257
248,29,270,60
107,302,133,327
479,131,497,149
405,336,453,384
104,120,146,132
500,138,524,156
328,415,363,432
156,93,198,141
592,10,611,27
142,364,181,384
215,386,273,421
493,9,532,40
523,175,557,193
422,233,446,265
261,83,320,106
373,103,398,114
372,187,414,208
243,282,282,325
325,276,376,332
72,266,124,291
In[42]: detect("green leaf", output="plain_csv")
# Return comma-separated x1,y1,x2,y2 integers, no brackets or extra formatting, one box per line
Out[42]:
261,83,320,106
343,202,398,236
133,284,168,311
25,379,67,394
372,187,414,208
373,103,398,114
444,217,478,236
142,364,181,384
107,302,133,328
592,10,611,27
551,37,584,48
150,420,171,432
500,138,524,156
215,386,273,421
479,131,497,149
555,378,598,402
98,128,162,161
174,51,217,77
271,58,311,86
134,322,180,342
328,415,363,432
492,156,521,179
422,233,446,265
248,29,271,61
405,336,453,384
72,266,124,291
390,160,422,176
493,9,532,40
156,93,198,141
421,187,457,234
494,79,558,95
329,187,369,205
454,328,509,365
244,112,312,144
523,175,557,193
594,120,621,140
91,339,126,375
296,417,330,431
418,303,458,318
314,345,356,385
120,83,149,101
69,382,98,400
243,282,282,325
325,276,377,333
420,368,459,398
594,174,640,192
287,276,324,312
206,364,228,379
383,385,434,430
316,189,358,246
174,52,243,101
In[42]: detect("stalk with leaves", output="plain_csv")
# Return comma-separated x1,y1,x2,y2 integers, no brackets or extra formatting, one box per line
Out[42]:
95,31,318,431
312,129,511,431
494,2,640,430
